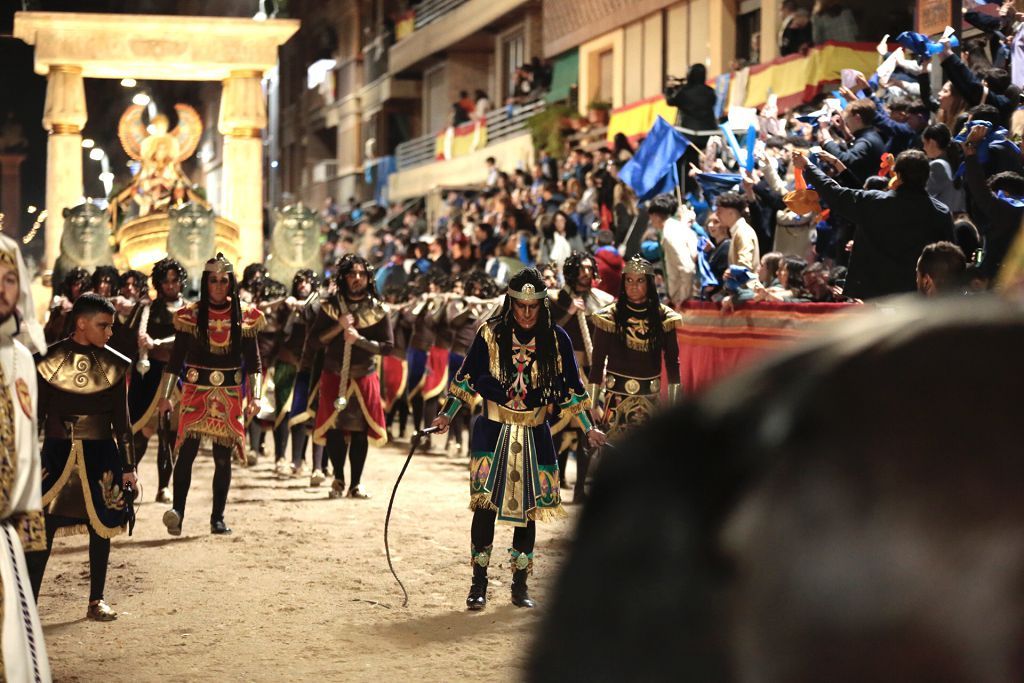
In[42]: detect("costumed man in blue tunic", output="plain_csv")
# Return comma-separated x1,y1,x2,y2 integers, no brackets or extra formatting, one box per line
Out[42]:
432,268,607,610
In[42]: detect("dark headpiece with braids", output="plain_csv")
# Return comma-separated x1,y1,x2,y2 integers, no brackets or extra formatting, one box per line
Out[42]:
151,257,189,292
615,256,663,352
198,253,241,354
465,270,500,298
562,251,595,291
334,254,378,301
487,268,561,402
60,267,92,299
119,269,148,294
291,269,320,298
91,265,120,293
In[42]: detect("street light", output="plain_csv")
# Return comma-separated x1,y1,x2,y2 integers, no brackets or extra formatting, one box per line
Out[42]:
132,92,151,107
89,148,105,161
81,138,95,149
120,78,137,88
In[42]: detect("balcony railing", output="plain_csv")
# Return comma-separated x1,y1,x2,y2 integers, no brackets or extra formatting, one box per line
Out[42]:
412,0,469,31
394,98,545,171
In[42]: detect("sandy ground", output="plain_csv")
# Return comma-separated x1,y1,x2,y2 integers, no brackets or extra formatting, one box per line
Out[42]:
38,435,579,682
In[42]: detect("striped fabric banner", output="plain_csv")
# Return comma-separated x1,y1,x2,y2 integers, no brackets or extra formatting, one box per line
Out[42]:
675,301,853,393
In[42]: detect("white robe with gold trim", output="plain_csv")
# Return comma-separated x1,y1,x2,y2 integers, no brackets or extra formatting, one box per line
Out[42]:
0,335,51,682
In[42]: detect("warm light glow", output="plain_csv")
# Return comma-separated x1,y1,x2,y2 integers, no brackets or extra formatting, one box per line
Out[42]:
98,172,114,183
132,92,151,106
26,206,37,214
81,138,95,149
270,160,279,168
89,148,105,161
120,78,137,88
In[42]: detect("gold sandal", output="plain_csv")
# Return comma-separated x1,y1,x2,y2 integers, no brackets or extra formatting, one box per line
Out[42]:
87,600,118,622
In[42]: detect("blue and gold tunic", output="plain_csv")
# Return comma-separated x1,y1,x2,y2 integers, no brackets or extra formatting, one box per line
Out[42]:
441,320,593,526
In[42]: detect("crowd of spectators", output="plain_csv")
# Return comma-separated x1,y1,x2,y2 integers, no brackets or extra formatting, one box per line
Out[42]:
305,5,1024,311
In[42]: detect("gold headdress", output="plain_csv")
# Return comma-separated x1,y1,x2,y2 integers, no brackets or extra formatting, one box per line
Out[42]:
624,255,654,275
204,252,234,274
507,281,548,301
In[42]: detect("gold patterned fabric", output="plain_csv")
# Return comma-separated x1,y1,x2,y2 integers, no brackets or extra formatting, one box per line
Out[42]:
0,360,16,519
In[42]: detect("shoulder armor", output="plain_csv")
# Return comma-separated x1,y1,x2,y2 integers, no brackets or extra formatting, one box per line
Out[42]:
592,304,617,333
660,304,683,330
173,302,199,335
241,303,267,337
36,340,125,394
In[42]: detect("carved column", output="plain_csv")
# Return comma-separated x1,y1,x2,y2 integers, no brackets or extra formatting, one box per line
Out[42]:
42,65,87,271
219,70,266,268
0,153,27,238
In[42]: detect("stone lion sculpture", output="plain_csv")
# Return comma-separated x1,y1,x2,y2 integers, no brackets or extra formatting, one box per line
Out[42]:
53,202,114,289
166,201,217,296
267,203,322,285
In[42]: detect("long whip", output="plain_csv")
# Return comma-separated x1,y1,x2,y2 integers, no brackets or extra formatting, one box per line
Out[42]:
384,426,439,607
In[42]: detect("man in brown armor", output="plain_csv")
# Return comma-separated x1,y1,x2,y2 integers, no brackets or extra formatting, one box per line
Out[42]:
547,252,614,502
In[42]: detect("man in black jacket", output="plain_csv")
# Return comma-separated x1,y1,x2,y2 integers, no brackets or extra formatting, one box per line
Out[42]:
794,149,954,300
819,98,886,185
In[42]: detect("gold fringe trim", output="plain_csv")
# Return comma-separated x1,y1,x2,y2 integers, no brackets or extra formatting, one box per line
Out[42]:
447,381,475,406
592,313,616,334
52,524,91,539
311,379,388,448
172,317,197,335
11,510,46,552
468,494,567,522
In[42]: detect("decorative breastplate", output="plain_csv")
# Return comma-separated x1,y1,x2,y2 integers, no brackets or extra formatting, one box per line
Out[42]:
37,347,126,394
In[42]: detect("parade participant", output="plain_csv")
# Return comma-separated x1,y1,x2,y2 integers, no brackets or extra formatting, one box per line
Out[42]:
158,253,264,535
588,256,682,439
404,273,448,440
91,266,120,298
238,264,279,465
269,269,319,476
443,272,501,457
0,232,51,679
44,267,90,343
108,269,148,360
381,285,412,441
130,258,188,503
292,276,333,485
29,293,137,621
548,252,614,501
308,254,393,500
432,268,605,610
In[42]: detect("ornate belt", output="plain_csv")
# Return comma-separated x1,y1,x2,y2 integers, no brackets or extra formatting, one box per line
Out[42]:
605,372,660,396
484,401,547,427
184,365,243,388
49,414,112,440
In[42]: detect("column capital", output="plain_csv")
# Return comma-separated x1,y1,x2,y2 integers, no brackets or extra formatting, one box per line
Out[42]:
42,64,87,133
218,72,267,136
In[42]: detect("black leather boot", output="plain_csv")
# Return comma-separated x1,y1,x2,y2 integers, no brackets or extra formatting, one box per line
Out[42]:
511,569,535,608
466,563,488,611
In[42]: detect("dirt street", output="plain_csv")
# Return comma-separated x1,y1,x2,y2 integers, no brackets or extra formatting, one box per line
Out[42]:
38,437,579,682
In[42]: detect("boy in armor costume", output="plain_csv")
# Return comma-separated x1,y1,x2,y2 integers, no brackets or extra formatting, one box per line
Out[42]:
130,258,189,503
588,256,682,440
28,294,138,622
158,254,264,536
547,252,614,501
307,255,393,499
432,268,606,611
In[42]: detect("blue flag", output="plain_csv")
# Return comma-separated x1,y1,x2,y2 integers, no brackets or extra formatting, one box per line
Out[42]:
618,116,690,201
695,173,742,205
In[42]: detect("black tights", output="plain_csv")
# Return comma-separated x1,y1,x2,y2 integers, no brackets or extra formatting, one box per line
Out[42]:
134,431,174,490
470,508,535,556
324,430,368,489
173,437,233,523
387,396,409,437
26,518,110,603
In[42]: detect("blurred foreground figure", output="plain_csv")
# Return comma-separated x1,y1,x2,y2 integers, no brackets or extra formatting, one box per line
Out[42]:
531,296,1024,683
